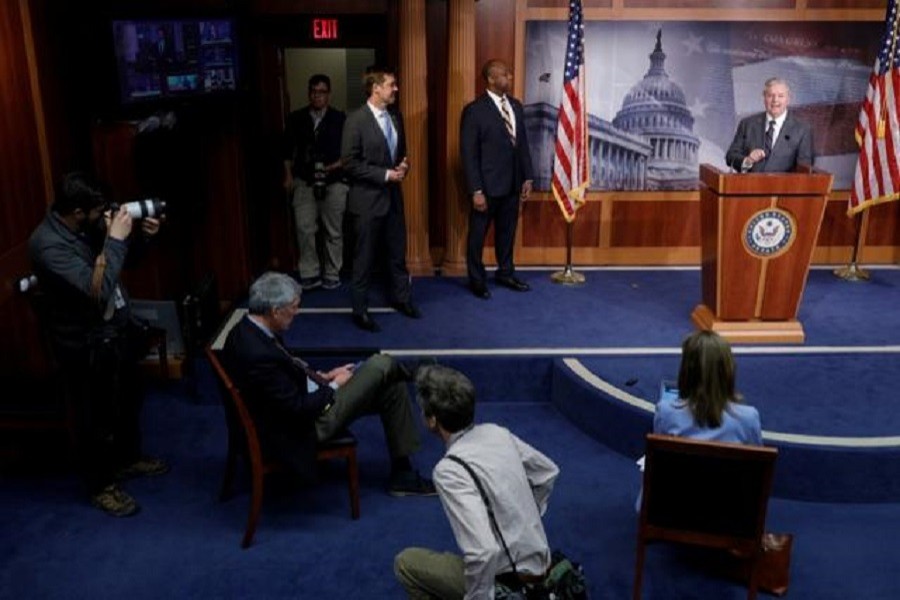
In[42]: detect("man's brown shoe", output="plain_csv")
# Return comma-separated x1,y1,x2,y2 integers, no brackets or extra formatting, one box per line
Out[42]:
91,484,139,517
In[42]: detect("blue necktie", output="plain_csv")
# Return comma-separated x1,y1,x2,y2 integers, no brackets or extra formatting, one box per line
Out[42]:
382,111,396,160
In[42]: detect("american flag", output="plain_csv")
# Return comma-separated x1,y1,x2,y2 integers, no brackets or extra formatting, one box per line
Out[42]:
849,0,900,215
551,0,587,223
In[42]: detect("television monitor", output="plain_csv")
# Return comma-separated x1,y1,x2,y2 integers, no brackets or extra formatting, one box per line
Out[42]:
112,18,238,104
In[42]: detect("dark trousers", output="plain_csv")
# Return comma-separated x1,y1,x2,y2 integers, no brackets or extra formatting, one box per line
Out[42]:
350,198,411,315
467,191,520,286
58,333,145,494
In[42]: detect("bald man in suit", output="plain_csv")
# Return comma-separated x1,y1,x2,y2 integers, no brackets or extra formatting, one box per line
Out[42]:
725,77,813,173
341,67,420,333
461,59,535,300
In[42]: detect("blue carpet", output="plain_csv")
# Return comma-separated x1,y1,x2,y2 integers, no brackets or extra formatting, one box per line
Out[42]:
5,268,900,598
3,384,900,599
289,267,900,349
574,354,900,437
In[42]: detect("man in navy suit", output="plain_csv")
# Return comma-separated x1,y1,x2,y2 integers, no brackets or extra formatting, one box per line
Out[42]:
341,67,419,332
725,77,814,173
461,59,535,299
221,271,435,496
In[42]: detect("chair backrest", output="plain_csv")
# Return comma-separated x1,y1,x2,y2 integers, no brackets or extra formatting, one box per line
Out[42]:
205,345,264,465
639,433,778,553
18,275,59,372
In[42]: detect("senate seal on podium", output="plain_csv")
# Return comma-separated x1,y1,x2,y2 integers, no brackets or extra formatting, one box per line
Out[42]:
743,208,797,258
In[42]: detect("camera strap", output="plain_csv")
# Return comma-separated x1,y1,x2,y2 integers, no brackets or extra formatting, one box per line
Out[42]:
90,249,108,302
445,455,522,582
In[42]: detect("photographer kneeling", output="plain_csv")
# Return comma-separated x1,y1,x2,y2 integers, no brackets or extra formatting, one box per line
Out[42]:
28,171,170,517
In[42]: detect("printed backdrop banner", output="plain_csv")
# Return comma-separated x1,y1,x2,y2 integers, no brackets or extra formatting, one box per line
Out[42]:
523,21,881,191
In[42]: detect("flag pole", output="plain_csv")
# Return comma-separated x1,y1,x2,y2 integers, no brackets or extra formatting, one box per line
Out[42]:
833,211,870,281
551,221,585,284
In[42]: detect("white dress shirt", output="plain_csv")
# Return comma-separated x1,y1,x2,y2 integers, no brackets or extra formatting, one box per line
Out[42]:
435,423,559,600
486,89,516,138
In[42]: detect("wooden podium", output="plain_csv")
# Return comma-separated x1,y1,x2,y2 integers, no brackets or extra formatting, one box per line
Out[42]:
691,164,833,344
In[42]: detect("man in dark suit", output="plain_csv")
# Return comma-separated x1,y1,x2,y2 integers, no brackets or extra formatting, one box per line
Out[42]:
725,77,813,173
341,67,419,332
461,59,535,300
221,271,435,496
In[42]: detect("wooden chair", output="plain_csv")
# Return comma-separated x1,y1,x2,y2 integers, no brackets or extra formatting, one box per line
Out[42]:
205,346,360,549
633,433,778,600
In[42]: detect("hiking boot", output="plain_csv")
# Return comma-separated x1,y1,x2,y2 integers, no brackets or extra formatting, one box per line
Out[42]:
116,457,170,480
389,470,438,497
91,484,139,517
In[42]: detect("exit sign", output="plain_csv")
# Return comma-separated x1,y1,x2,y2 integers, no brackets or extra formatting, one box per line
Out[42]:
312,18,339,40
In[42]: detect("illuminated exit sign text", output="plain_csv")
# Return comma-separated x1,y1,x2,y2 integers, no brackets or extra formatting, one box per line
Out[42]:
312,19,339,40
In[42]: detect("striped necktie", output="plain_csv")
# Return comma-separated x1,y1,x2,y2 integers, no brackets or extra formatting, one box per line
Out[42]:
274,336,330,387
499,97,515,143
765,119,776,156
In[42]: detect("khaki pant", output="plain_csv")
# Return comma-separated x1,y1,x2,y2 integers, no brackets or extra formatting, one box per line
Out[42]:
291,179,347,281
315,353,420,459
394,547,466,600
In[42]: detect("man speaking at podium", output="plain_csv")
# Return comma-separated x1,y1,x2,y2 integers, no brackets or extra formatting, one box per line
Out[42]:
725,77,813,173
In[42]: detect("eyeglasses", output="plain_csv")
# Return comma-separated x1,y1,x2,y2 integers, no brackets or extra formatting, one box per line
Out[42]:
310,88,330,96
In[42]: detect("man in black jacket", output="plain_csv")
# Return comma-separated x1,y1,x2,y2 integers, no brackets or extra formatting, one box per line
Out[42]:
282,74,348,291
461,59,535,300
221,271,434,496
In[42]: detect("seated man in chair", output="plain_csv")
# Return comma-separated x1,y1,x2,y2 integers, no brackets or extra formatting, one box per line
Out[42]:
221,271,435,496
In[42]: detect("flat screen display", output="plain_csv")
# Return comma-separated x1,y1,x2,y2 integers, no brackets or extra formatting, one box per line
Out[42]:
112,19,238,104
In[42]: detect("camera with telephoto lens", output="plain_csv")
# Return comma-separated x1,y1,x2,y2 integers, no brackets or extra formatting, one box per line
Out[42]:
110,198,167,219
312,160,327,200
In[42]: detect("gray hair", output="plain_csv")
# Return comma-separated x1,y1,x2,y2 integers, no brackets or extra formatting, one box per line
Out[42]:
247,271,301,315
763,77,790,95
415,365,476,434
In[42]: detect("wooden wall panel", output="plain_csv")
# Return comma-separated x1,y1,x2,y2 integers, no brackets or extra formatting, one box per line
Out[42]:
0,0,55,375
522,200,601,247
807,0,885,8
0,0,49,255
817,200,859,247
427,0,448,256
610,201,701,247
865,201,900,246
527,0,610,7
476,0,517,95
623,0,792,7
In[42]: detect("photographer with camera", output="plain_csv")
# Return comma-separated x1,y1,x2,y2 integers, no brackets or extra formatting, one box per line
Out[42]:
282,73,348,291
28,171,169,517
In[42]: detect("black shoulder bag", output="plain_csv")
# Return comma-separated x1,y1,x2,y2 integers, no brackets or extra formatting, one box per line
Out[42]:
445,455,589,600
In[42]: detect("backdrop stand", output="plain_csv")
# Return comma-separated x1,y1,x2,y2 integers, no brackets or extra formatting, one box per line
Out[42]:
834,212,870,282
551,222,585,285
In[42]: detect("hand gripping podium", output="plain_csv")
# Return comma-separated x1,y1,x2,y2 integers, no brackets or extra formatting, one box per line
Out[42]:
691,164,833,344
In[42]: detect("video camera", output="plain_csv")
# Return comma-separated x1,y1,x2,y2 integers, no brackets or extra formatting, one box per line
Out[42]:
110,198,167,219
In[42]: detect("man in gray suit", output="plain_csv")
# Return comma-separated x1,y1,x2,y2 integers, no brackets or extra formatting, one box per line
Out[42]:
725,78,813,173
341,67,420,332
